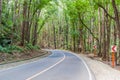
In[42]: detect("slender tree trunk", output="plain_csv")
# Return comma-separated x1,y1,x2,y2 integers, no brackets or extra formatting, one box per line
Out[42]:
106,15,111,61
20,0,27,46
73,34,76,52
52,20,56,49
0,0,2,23
112,0,120,59
78,14,84,53
114,25,117,44
58,21,61,48
26,0,32,43
11,0,18,43
65,15,69,49
46,23,50,48
32,22,37,46
32,11,41,46
72,22,76,52
98,7,102,57
102,9,107,60
105,4,111,61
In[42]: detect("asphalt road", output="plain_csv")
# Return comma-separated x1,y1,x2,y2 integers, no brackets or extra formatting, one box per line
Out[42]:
0,50,95,80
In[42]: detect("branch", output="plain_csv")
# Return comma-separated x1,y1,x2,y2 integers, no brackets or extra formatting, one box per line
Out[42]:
79,18,99,42
97,3,115,20
37,16,50,34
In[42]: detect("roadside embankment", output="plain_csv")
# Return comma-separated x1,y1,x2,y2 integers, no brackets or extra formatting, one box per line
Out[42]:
0,50,50,70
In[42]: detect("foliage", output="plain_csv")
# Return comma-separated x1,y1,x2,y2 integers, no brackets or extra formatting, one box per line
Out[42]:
0,45,23,53
0,0,120,63
25,43,40,50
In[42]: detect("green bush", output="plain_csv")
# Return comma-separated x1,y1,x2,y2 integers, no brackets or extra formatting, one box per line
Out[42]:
7,45,24,52
25,43,40,50
0,45,24,54
0,44,40,54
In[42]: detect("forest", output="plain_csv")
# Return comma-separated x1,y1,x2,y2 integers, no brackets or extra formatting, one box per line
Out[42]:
0,0,120,64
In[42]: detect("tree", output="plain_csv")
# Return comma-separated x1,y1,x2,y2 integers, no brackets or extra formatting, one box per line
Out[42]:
0,0,2,23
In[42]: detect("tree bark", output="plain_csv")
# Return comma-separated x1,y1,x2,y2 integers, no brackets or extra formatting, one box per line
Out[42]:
102,10,107,60
0,0,2,23
20,0,27,46
52,20,56,49
26,0,32,43
98,7,102,57
112,0,120,59
65,14,69,49
106,16,111,61
32,11,41,46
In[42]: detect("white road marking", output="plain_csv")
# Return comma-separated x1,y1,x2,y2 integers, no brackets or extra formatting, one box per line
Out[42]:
26,53,66,80
44,49,94,80
76,55,93,80
62,50,93,80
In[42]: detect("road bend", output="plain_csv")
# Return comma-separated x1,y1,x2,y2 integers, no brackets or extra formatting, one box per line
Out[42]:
0,50,95,80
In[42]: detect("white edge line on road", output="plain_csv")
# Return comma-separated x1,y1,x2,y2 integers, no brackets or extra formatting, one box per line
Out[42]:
61,50,93,80
26,52,66,80
76,54,93,80
0,52,54,73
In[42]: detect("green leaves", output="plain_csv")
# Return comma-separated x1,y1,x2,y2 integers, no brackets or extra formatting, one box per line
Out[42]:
33,0,52,12
0,45,23,53
25,43,40,50
75,0,89,12
70,29,79,38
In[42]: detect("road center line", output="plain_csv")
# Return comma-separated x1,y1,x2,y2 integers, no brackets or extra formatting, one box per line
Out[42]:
26,53,65,80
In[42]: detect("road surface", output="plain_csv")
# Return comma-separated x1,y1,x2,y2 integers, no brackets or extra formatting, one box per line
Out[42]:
0,50,95,80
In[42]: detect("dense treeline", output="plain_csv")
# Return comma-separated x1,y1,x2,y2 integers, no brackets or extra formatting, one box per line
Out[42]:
39,0,120,64
0,0,53,53
0,0,52,46
0,0,120,64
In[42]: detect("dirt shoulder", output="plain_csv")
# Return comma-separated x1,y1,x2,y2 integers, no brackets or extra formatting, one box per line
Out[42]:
0,50,51,70
79,54,120,80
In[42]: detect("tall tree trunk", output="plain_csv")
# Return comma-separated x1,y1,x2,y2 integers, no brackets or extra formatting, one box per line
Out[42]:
58,21,61,48
65,15,69,49
78,14,84,53
32,22,37,46
98,7,102,57
72,22,76,52
112,0,120,59
26,0,32,43
20,0,27,46
32,11,41,46
105,5,111,61
11,0,18,43
52,20,56,49
47,23,50,48
106,18,111,61
102,9,107,60
0,0,2,23
114,25,117,45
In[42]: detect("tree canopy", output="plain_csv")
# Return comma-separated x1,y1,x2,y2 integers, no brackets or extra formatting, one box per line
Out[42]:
0,0,120,64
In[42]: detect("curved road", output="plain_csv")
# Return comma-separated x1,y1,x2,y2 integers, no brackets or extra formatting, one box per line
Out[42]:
0,50,95,80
